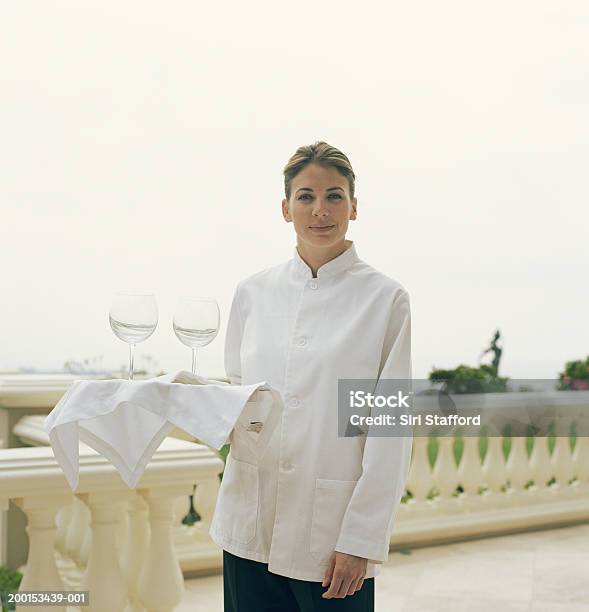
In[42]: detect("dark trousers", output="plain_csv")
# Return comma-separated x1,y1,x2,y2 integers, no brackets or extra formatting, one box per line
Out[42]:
223,550,375,612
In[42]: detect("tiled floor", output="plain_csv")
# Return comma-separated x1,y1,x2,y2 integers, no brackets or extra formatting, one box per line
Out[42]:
177,523,589,611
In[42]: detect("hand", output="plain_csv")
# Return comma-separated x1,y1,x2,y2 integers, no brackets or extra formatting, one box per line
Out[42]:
321,551,368,599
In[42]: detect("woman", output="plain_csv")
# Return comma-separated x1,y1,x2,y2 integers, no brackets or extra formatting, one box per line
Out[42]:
209,141,413,611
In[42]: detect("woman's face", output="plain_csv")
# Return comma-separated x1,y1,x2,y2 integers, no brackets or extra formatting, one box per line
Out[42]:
282,163,357,250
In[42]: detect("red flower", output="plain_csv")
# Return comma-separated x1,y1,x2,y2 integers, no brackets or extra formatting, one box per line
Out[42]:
572,379,589,391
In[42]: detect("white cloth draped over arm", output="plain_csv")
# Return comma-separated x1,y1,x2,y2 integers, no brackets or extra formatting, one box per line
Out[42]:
43,373,274,491
334,289,414,563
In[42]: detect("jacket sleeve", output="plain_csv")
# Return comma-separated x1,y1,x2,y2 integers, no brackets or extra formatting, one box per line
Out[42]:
222,284,244,447
334,289,413,563
224,283,244,386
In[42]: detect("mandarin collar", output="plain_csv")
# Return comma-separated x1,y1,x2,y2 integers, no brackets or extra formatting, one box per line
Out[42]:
292,240,359,280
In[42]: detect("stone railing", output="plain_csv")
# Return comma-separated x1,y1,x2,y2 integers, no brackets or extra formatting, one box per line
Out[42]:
9,416,225,573
0,437,224,612
395,390,589,547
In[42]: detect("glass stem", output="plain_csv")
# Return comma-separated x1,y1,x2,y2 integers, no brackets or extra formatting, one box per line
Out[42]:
129,343,135,380
191,348,197,375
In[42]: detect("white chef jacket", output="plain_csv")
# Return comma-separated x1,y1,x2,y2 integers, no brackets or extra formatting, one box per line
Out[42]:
209,240,413,581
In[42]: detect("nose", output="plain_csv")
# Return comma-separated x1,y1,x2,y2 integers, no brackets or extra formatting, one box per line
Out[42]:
312,198,329,217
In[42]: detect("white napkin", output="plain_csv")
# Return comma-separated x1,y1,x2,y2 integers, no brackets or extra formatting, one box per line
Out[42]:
44,370,282,491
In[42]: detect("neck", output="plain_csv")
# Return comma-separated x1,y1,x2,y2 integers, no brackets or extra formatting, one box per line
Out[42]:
296,238,352,278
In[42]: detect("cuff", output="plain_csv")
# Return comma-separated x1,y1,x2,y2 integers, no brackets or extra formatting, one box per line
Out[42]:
334,536,389,563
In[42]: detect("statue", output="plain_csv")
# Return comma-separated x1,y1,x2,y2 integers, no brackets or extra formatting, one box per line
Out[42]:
479,329,502,377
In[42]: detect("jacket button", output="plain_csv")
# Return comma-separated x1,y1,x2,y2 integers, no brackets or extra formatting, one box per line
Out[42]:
296,336,307,347
309,281,318,290
289,397,300,408
281,461,293,471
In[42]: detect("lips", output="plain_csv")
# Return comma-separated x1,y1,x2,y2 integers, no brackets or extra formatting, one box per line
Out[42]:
309,225,335,229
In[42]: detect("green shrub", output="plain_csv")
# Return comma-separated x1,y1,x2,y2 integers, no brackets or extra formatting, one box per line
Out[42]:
0,566,22,612
558,356,589,390
429,364,509,394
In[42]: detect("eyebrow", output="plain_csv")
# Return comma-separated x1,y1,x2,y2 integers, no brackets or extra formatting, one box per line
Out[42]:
295,187,344,194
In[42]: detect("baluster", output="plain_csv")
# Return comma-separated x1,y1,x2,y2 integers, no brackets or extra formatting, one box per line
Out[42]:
54,500,73,555
78,491,131,612
65,496,90,565
80,519,91,567
173,494,191,525
433,436,460,505
405,436,434,508
458,436,483,498
193,476,219,525
506,437,533,493
121,492,150,612
116,500,129,566
482,436,508,498
138,485,193,612
0,498,7,566
13,495,72,612
570,407,589,486
572,436,589,485
552,436,575,489
529,435,554,492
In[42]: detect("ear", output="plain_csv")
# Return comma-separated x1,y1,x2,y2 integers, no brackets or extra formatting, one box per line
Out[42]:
282,198,292,222
350,197,358,220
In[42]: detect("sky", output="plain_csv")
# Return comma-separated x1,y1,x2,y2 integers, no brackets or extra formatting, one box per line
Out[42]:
1,1,587,380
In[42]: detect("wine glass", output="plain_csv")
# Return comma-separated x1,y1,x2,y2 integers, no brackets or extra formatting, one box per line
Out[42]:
109,292,158,380
173,297,220,374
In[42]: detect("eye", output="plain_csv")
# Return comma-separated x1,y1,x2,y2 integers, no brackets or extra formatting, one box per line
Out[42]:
298,194,312,200
329,193,342,200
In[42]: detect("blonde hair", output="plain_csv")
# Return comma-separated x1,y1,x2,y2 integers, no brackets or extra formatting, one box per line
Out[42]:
283,141,356,200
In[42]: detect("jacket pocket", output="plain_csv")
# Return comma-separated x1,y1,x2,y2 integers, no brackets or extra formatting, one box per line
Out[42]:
310,478,358,565
231,391,281,463
213,454,259,545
